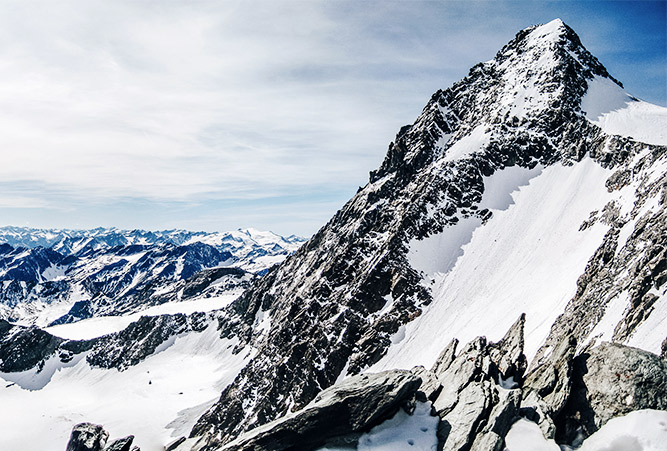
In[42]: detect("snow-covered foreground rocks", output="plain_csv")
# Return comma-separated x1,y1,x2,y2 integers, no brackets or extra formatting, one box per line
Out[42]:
166,316,662,451
506,410,667,451
199,370,421,451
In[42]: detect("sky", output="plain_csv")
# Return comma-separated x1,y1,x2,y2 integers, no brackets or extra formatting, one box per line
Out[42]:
0,0,665,237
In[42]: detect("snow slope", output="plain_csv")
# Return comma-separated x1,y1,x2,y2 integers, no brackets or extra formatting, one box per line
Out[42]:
44,292,240,340
374,157,626,371
0,323,251,451
581,76,667,146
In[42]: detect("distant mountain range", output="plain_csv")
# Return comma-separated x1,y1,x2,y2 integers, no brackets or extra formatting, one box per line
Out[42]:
0,226,305,326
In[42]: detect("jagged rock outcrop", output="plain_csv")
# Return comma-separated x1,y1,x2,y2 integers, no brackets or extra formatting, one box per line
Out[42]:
65,423,138,451
186,319,666,451
190,370,421,451
520,335,578,438
431,315,526,451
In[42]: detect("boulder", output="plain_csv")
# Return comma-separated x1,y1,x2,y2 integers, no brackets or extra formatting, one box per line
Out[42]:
66,423,109,451
555,342,667,444
195,369,421,451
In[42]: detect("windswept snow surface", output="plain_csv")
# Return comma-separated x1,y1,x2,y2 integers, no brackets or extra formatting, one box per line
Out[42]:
44,292,241,340
375,158,619,371
505,409,667,451
0,324,252,451
316,402,438,451
581,76,667,146
626,286,667,354
443,125,491,162
357,401,438,451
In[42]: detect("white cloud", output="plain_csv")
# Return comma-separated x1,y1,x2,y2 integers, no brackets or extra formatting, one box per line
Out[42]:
0,1,662,234
0,1,431,204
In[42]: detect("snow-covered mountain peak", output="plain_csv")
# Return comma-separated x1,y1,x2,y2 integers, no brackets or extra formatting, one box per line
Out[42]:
488,18,620,118
524,18,567,45
184,20,666,449
368,19,625,187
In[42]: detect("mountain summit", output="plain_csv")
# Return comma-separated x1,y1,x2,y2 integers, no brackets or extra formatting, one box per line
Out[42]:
190,18,667,448
1,20,665,451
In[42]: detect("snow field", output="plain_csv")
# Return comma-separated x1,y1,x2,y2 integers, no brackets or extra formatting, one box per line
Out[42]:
581,76,667,146
44,292,240,340
0,323,251,451
376,158,617,371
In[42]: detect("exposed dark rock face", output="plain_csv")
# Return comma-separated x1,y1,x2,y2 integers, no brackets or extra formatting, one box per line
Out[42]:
0,312,212,376
190,370,421,451
86,312,208,370
165,437,187,451
66,423,109,451
103,436,135,451
0,319,64,372
555,342,667,444
65,423,138,451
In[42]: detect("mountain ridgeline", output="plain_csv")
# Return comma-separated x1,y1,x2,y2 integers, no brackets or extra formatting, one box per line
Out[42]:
188,19,667,449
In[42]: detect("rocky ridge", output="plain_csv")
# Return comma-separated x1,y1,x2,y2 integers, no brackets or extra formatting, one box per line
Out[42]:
66,423,138,451
186,19,667,449
0,311,210,375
